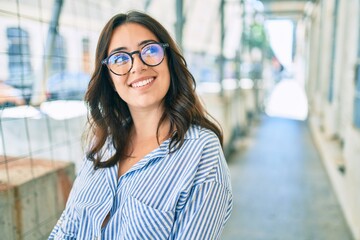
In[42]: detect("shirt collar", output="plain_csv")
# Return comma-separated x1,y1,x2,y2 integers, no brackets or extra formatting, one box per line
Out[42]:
102,124,200,162
101,124,202,184
184,124,200,140
122,125,201,175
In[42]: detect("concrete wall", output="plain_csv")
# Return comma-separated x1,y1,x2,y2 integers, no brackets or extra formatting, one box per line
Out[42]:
0,158,75,240
305,0,360,239
198,80,257,156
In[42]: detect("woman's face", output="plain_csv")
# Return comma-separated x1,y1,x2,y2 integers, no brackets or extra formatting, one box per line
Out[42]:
107,23,170,112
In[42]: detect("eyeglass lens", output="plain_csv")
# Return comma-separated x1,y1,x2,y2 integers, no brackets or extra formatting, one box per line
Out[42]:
107,43,165,75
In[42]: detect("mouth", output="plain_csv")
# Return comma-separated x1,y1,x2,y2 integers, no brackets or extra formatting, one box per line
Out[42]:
129,77,155,88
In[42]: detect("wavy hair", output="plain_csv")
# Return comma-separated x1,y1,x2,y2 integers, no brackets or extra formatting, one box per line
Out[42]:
84,10,223,169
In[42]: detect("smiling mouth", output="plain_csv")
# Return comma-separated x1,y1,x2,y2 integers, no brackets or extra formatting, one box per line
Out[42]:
130,78,155,88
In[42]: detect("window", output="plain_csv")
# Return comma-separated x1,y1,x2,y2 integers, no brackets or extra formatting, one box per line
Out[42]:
6,27,33,101
51,33,67,74
354,7,360,128
354,62,360,128
82,37,90,73
328,0,340,103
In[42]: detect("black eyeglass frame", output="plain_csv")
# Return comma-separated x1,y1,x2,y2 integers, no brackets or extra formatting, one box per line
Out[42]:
101,42,169,76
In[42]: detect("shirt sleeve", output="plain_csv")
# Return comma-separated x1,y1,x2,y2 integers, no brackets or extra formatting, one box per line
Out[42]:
48,159,90,240
170,181,233,240
48,210,78,240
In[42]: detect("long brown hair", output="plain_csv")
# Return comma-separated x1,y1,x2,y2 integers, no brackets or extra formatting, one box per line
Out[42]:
84,11,223,169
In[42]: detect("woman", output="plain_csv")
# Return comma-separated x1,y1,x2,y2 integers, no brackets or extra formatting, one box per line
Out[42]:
49,10,232,240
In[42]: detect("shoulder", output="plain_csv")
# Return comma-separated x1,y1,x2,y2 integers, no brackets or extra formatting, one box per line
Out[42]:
185,124,221,149
182,125,222,161
181,125,231,189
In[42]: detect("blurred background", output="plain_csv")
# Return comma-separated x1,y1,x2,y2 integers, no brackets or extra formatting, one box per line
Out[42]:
0,0,359,239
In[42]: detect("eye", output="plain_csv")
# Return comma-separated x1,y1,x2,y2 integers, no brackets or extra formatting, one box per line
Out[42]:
109,53,131,65
142,44,161,57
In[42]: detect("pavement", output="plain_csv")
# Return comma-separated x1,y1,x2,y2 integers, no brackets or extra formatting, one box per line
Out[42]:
221,115,353,240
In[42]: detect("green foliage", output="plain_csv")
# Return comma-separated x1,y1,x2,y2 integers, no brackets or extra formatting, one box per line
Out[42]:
243,22,268,49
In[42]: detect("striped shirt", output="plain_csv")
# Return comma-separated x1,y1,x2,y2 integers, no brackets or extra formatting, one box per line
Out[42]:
49,125,233,240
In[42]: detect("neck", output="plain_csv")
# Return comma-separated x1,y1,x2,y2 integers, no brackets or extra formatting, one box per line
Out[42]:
130,106,170,141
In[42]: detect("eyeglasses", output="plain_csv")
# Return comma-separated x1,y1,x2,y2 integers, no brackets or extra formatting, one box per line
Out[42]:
102,42,169,76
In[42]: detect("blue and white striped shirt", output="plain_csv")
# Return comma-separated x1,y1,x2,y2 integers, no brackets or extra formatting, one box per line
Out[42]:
49,125,233,240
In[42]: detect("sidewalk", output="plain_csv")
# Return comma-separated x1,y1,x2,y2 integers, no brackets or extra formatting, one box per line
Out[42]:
222,116,353,240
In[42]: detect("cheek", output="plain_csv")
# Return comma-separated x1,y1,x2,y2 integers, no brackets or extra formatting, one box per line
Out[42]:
160,64,171,85
110,74,127,90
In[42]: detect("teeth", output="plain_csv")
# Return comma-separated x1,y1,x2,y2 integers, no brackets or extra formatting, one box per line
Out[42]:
131,78,154,88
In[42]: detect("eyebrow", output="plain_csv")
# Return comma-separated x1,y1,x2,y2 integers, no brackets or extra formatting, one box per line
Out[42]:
109,39,157,54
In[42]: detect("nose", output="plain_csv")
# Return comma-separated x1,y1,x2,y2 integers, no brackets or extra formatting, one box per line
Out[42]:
130,52,147,73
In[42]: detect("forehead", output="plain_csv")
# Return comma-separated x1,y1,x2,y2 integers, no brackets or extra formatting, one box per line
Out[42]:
108,23,159,53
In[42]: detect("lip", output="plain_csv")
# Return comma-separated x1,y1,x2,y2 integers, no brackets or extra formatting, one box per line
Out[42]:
128,76,156,88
